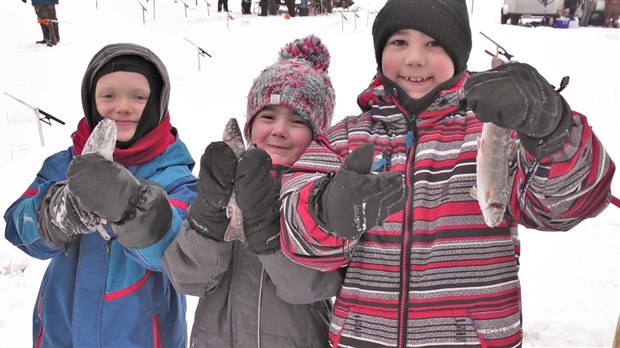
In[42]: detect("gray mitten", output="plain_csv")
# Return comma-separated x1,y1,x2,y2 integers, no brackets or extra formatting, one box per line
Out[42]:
67,153,172,248
310,143,406,240
38,182,101,249
464,62,573,158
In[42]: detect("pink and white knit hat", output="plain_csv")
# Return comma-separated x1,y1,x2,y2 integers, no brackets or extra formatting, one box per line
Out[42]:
244,34,336,138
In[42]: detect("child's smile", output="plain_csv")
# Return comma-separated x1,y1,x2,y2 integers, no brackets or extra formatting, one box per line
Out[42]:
381,29,454,99
250,105,313,166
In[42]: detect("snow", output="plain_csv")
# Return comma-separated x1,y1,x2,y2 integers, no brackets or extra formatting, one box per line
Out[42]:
1,0,619,346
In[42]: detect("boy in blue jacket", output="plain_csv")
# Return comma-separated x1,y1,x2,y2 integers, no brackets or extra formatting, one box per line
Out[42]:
4,43,197,347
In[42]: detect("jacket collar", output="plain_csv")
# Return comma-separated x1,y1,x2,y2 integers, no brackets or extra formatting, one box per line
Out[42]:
357,71,469,130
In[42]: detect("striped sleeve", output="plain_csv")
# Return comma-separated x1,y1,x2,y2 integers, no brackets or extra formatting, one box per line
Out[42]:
280,139,359,271
509,112,615,230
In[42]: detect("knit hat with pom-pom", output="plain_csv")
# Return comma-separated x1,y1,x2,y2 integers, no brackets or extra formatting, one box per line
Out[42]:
245,34,335,138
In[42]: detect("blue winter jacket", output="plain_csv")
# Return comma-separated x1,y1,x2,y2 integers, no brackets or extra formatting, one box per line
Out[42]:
4,135,196,348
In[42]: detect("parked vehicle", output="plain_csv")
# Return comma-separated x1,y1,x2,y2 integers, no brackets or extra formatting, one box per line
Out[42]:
501,0,563,25
501,0,606,26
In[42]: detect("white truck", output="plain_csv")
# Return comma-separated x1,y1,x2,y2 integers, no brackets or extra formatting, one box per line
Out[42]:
501,0,606,26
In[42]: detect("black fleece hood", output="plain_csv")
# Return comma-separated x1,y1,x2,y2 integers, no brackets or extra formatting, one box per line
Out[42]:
81,43,171,148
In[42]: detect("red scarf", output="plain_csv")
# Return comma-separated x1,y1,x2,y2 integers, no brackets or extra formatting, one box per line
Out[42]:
72,114,176,166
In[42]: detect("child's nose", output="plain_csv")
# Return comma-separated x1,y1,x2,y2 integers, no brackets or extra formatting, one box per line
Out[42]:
115,98,132,113
405,46,425,66
270,121,288,138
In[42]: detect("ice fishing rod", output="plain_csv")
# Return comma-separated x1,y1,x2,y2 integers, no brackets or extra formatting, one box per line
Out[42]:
479,32,619,209
480,31,513,61
4,92,65,126
184,37,212,58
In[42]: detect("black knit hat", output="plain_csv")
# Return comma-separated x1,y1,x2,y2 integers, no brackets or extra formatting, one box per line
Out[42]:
372,0,472,74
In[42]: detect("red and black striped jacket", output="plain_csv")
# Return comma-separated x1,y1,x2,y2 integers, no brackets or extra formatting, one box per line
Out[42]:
280,73,615,348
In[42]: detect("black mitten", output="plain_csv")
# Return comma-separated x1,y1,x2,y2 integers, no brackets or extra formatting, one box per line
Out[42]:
38,182,101,249
187,142,237,241
310,143,405,240
464,62,573,158
67,153,141,222
67,153,172,248
235,148,280,255
22,0,27,3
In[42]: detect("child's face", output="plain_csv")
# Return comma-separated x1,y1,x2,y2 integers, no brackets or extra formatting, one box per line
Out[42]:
250,105,313,166
381,29,454,99
94,71,150,142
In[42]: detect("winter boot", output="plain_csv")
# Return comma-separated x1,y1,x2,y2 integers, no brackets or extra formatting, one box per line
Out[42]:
285,0,296,16
258,0,268,15
298,7,308,16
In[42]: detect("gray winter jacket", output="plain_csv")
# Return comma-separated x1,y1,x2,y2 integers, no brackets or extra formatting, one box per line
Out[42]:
162,218,342,347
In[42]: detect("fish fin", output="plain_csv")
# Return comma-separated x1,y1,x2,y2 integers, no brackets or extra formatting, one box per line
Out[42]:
477,136,485,151
470,186,478,200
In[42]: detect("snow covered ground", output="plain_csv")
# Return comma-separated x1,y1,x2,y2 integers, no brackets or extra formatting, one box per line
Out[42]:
1,0,618,346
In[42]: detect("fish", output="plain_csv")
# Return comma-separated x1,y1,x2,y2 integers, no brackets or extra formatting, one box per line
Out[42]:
81,118,117,240
82,118,117,161
222,118,247,242
470,122,514,227
470,56,516,227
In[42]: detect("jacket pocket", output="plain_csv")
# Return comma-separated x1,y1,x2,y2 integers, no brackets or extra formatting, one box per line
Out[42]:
330,303,521,347
467,306,522,346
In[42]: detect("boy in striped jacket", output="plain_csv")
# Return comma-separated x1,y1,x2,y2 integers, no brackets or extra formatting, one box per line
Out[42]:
279,0,616,347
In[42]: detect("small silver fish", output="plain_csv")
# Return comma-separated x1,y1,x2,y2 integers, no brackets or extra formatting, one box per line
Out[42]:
81,118,117,240
470,56,516,227
82,118,117,161
222,118,246,242
470,123,514,227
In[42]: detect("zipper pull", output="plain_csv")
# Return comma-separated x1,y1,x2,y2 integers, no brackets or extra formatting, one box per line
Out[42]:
406,131,415,150
370,148,393,172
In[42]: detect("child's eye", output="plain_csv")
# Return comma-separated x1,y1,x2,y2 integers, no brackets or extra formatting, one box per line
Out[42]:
100,94,114,100
292,119,306,125
389,39,407,46
258,114,275,120
134,95,149,102
426,41,441,48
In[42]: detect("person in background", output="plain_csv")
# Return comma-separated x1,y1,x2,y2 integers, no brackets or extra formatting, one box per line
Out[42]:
279,0,615,346
162,34,342,347
603,0,620,27
580,0,597,26
218,0,229,12
564,0,581,17
284,0,297,16
241,0,252,14
23,0,59,46
298,0,309,16
4,43,197,347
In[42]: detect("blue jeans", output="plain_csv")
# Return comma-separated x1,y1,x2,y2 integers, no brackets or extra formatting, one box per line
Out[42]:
580,2,596,26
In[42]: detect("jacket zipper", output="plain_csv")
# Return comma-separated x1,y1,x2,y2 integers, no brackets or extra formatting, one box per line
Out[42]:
397,139,416,348
393,91,417,348
257,267,266,348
